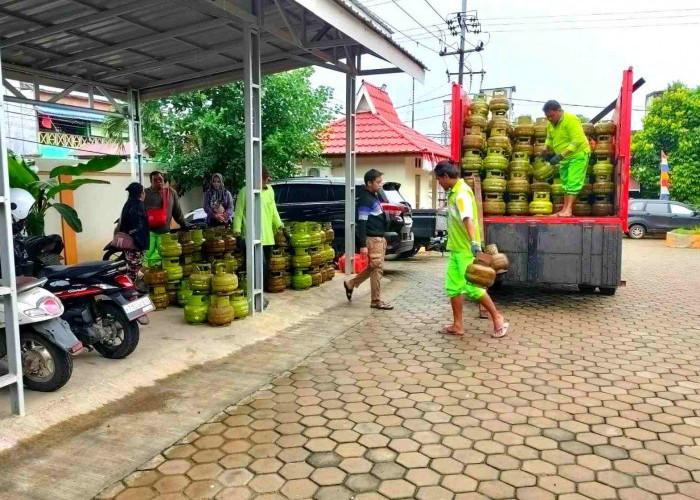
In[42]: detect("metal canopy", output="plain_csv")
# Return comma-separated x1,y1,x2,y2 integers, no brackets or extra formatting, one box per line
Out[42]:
0,0,426,100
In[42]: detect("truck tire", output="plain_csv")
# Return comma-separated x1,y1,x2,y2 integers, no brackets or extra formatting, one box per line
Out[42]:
578,285,596,293
628,224,646,239
599,287,617,296
21,330,73,392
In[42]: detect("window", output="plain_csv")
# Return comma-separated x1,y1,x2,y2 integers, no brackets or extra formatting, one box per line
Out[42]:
646,203,669,214
272,185,286,204
285,184,329,203
629,201,645,211
332,185,345,201
671,204,694,215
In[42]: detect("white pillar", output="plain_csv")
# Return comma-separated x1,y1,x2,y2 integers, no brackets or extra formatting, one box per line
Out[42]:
0,46,25,416
243,21,264,313
344,55,357,274
127,89,144,184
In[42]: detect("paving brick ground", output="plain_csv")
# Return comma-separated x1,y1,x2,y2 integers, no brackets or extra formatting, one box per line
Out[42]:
97,239,700,500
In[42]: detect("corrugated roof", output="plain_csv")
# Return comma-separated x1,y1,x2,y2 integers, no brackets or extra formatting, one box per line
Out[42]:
323,81,451,159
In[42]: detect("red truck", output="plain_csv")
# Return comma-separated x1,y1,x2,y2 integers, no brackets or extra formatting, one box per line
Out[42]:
450,68,640,295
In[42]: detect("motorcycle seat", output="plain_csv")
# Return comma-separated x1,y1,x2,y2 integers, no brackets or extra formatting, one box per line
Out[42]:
39,261,122,280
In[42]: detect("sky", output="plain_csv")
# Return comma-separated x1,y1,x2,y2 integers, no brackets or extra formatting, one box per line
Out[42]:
310,0,700,141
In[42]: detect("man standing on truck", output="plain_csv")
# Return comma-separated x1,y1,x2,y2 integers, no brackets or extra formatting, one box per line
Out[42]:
541,100,591,217
434,161,508,338
343,169,393,310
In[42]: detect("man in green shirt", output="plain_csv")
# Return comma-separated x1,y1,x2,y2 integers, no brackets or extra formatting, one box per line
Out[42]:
541,100,591,217
233,167,285,292
435,161,508,338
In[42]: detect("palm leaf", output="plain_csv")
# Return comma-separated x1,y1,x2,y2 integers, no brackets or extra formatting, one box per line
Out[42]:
46,178,110,200
52,203,83,233
49,155,121,178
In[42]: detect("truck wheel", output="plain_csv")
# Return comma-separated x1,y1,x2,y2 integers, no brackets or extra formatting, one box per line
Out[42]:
628,224,646,239
578,285,596,293
599,287,617,296
21,331,73,392
93,301,140,359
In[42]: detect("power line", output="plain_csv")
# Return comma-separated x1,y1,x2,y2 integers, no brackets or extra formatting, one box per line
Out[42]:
394,93,450,110
394,18,700,41
488,20,700,33
391,0,457,54
422,0,447,22
478,6,700,21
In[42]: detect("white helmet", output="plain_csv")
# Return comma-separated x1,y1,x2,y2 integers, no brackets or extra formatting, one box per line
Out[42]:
10,188,35,221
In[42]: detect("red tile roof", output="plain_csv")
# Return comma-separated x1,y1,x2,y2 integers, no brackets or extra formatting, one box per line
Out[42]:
322,81,451,160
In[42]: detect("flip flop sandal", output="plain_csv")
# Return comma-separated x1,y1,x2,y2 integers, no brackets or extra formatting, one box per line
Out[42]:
343,281,353,302
492,322,510,339
371,302,394,310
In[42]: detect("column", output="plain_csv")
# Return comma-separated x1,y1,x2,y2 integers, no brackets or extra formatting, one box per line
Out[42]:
0,46,25,415
243,22,264,313
344,53,357,274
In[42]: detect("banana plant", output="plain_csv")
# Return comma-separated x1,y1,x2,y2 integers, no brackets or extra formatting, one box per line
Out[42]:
8,152,121,236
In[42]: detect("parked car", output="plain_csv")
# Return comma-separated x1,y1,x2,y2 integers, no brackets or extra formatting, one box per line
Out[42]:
185,208,207,227
271,177,414,257
382,182,447,256
627,199,700,239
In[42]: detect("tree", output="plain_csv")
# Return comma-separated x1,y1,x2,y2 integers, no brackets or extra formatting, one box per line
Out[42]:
8,152,121,235
631,83,700,206
105,68,337,194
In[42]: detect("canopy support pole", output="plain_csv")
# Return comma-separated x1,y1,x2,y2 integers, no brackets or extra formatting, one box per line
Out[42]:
127,89,144,183
344,50,357,274
244,14,264,314
0,44,25,416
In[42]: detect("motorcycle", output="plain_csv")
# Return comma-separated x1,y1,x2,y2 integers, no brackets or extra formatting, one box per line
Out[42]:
0,276,83,392
10,189,153,360
38,260,153,359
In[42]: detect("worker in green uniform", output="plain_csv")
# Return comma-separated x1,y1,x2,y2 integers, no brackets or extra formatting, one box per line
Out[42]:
434,161,509,339
540,100,591,217
233,166,285,300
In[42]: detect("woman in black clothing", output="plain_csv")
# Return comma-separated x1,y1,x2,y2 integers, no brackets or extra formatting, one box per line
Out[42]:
118,182,149,282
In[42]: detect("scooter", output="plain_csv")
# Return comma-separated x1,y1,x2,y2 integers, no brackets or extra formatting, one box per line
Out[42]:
10,189,152,361
38,261,153,359
0,276,83,392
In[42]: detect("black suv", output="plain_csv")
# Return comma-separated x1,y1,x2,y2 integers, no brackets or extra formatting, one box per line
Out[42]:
271,177,414,256
628,199,700,239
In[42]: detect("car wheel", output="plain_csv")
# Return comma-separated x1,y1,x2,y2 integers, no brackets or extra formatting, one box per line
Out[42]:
628,224,646,239
599,287,617,296
578,284,596,294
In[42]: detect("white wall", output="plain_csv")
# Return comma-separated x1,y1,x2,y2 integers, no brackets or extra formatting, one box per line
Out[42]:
329,155,435,209
36,159,161,261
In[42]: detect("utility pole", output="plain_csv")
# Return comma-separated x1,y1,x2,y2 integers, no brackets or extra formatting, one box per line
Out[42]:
443,6,484,86
411,78,415,128
458,0,467,86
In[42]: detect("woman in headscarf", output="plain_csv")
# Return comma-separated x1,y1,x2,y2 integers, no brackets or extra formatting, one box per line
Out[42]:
118,182,149,282
203,173,234,227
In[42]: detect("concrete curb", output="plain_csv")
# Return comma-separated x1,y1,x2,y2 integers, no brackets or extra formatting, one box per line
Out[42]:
666,232,700,248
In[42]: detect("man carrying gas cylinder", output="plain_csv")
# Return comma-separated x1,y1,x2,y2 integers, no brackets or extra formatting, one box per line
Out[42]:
434,160,509,339
540,100,591,217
